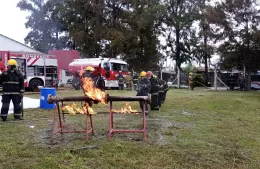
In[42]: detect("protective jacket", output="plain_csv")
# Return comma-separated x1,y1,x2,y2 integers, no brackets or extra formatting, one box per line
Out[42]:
132,74,139,85
0,70,24,95
117,74,125,84
136,78,150,96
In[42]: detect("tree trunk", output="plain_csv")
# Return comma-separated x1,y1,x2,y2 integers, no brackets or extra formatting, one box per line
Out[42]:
247,70,251,91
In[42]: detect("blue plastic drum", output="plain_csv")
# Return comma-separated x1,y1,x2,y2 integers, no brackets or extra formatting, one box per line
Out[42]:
40,88,56,109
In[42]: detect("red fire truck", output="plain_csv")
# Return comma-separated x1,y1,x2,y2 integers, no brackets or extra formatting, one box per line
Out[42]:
0,51,59,91
68,58,129,89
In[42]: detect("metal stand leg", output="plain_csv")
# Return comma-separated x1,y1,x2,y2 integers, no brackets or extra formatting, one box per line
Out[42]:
51,104,58,144
108,100,147,142
50,102,95,143
109,101,113,140
86,111,89,141
143,101,146,142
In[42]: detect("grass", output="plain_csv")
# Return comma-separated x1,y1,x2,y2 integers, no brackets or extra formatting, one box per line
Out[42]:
0,89,260,169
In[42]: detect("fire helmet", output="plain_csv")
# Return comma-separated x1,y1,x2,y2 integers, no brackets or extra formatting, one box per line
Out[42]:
146,71,152,77
140,71,147,77
85,66,95,71
7,59,18,66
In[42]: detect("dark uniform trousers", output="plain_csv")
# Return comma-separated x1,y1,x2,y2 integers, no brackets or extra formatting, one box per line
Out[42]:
159,86,164,106
1,94,22,119
117,75,124,90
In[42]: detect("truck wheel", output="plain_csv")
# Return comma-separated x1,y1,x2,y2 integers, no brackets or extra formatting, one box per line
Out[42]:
29,79,43,92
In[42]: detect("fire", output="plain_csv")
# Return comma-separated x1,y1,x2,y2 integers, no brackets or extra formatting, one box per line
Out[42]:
62,71,137,115
62,102,96,115
81,77,107,104
112,102,139,114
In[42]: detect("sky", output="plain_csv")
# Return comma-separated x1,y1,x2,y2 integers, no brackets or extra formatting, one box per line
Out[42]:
0,0,29,43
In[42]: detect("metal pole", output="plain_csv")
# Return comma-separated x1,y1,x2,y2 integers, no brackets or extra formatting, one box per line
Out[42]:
44,56,46,87
214,65,217,91
177,67,180,88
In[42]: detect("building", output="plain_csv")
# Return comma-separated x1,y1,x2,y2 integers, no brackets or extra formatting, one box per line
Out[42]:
0,34,42,53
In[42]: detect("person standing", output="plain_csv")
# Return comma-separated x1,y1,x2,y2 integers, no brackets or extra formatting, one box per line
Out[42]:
229,73,237,91
0,59,24,121
136,71,150,116
146,71,160,110
188,72,195,90
132,73,139,90
238,73,246,91
125,72,133,91
158,78,169,104
117,70,125,90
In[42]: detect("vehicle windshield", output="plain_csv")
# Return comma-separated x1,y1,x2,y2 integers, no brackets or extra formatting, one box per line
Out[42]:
111,63,128,72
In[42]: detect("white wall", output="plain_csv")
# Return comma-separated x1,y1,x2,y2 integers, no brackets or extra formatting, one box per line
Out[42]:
0,34,42,53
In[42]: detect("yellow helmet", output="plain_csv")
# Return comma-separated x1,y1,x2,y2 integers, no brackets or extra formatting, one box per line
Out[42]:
85,66,95,71
140,71,147,77
7,59,18,66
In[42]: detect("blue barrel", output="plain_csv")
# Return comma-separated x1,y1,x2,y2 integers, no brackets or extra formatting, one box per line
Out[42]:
40,88,56,109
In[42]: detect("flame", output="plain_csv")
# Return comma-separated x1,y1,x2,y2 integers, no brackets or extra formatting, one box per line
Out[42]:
62,102,96,115
79,70,84,77
112,102,139,114
62,71,137,115
81,77,107,104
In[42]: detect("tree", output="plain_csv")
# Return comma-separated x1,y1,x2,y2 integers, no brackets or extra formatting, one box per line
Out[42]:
216,0,260,89
162,0,204,70
17,0,68,53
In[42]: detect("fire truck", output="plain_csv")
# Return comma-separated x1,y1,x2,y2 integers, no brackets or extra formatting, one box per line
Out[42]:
68,58,129,89
0,51,59,91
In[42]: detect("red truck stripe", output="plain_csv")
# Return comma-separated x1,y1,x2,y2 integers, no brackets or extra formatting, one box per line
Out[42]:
27,58,32,62
30,58,40,66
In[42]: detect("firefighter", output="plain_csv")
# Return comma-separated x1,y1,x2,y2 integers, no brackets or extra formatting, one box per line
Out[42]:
229,73,237,91
0,59,24,121
146,71,160,110
117,70,125,90
238,73,246,91
82,66,96,79
188,72,195,90
136,71,150,116
82,66,105,91
132,72,139,90
158,78,169,104
125,72,133,91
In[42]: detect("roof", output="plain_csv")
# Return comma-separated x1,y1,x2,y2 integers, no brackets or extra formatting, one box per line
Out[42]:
0,34,43,54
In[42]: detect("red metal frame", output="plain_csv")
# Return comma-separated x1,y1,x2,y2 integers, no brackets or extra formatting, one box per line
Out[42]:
51,101,94,144
108,101,147,142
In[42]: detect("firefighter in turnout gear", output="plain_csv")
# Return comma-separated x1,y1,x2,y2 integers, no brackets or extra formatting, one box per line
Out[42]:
136,71,150,116
158,79,169,104
188,72,195,90
125,72,132,91
132,73,139,90
0,59,25,121
117,70,125,90
146,71,160,110
81,66,105,91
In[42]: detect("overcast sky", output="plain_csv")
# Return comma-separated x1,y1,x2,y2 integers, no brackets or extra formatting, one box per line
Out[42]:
0,0,29,43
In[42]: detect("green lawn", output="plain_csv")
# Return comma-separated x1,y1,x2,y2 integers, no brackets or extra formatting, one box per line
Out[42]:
0,89,260,169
